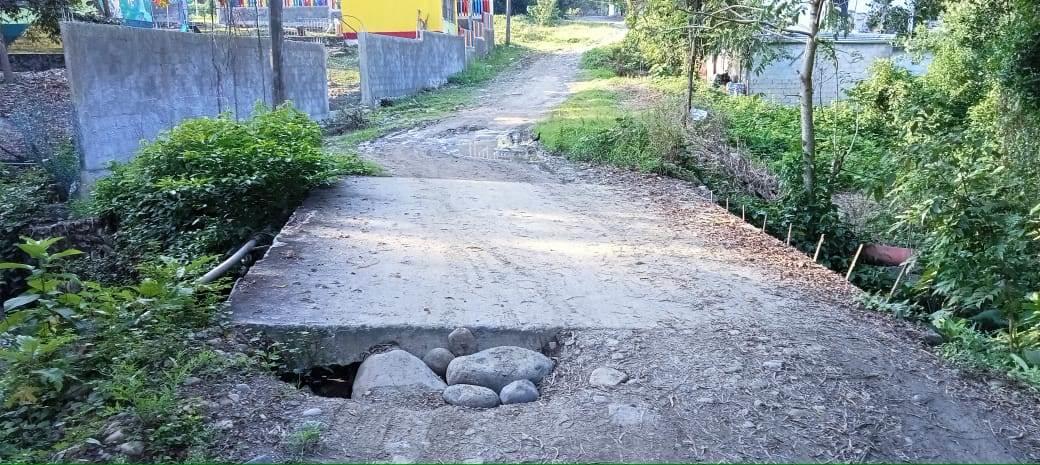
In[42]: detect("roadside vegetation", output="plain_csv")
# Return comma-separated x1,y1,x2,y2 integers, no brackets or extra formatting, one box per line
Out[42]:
0,105,374,462
537,0,1040,386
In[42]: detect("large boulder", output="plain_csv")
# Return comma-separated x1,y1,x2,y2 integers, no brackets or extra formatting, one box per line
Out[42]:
446,346,553,392
351,349,447,398
442,384,500,408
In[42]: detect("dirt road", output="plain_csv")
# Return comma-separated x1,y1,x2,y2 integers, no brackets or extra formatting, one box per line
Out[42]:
220,28,1040,463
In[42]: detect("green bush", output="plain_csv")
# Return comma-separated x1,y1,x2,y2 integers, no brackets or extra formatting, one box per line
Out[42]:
527,0,561,26
0,238,224,460
92,104,343,260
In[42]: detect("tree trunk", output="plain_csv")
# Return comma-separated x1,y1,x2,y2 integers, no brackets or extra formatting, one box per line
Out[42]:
683,0,702,121
505,0,512,45
0,39,14,83
270,0,286,105
97,0,112,17
798,0,824,199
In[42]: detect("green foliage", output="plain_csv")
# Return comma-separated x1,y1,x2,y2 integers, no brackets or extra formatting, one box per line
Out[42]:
862,0,1040,331
0,169,58,300
934,309,1040,385
536,85,687,174
619,0,689,75
91,104,343,261
527,0,561,26
580,43,647,77
39,140,80,199
0,238,225,460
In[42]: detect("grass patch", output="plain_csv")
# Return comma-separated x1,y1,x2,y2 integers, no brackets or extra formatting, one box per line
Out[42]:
327,48,361,91
495,15,621,51
534,47,687,174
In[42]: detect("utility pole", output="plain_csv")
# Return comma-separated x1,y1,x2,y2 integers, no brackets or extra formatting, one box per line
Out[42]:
269,0,286,105
0,39,14,83
505,0,512,46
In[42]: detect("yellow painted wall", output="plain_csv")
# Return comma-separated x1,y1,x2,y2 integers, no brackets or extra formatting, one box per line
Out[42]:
342,0,457,37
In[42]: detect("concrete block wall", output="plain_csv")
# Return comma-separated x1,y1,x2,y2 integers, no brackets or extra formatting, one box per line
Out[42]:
358,31,466,106
739,40,927,106
219,6,331,26
60,22,328,187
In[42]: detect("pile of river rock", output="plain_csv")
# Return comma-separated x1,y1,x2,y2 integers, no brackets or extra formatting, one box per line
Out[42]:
349,327,553,408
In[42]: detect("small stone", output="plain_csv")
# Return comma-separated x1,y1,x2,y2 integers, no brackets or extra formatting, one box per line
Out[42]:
245,454,276,464
423,348,455,377
787,408,810,419
227,393,241,403
722,364,743,374
448,327,478,356
605,339,619,347
183,377,202,386
608,403,651,426
922,329,944,346
234,383,250,391
499,379,539,404
593,395,609,403
442,384,500,408
695,397,713,404
104,429,125,444
611,352,624,360
85,438,102,446
214,419,234,430
547,341,558,351
741,421,756,429
117,441,145,456
753,399,764,408
301,408,322,417
218,398,234,407
590,367,628,387
911,394,932,404
762,360,784,371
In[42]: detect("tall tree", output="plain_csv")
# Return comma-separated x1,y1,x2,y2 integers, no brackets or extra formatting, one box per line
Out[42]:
697,0,831,200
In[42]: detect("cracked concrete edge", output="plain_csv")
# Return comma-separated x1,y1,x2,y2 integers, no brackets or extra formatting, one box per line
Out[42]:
234,321,565,370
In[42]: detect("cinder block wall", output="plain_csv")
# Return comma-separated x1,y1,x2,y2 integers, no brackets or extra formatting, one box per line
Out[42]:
60,22,329,188
358,31,467,106
747,41,904,105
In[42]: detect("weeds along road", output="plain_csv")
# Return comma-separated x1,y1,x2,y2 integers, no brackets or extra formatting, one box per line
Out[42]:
221,21,1040,463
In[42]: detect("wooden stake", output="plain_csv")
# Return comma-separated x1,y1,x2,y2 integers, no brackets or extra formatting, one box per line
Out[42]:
845,243,864,280
887,262,909,300
812,234,825,262
761,214,767,232
725,198,729,211
709,191,713,204
786,224,793,246
741,205,745,221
